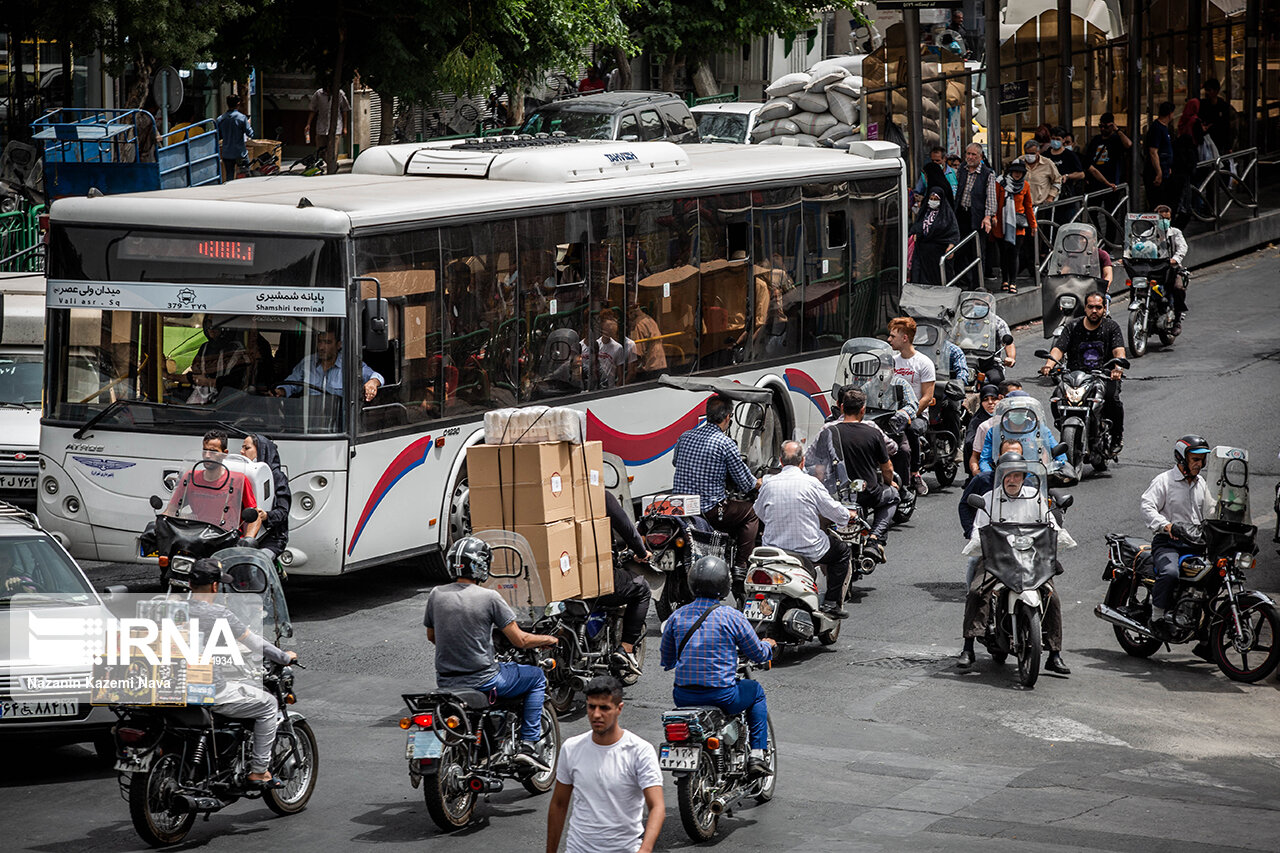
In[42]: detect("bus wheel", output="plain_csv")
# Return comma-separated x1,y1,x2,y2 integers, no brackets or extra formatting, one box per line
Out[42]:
447,468,471,546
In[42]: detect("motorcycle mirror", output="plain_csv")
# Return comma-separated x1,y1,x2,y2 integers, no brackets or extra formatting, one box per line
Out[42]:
241,507,259,523
1051,442,1069,458
1033,349,1051,359
1049,490,1074,511
1002,334,1014,345
149,495,164,510
966,493,988,509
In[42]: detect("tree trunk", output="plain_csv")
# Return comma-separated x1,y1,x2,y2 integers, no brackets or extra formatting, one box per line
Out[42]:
659,55,677,92
325,21,346,174
508,91,526,127
691,59,718,99
378,92,395,145
612,46,632,90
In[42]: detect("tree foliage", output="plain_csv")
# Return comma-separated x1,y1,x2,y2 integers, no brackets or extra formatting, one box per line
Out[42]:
628,0,827,60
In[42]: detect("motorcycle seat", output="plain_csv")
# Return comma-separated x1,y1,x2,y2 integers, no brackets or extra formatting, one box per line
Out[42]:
425,688,495,710
748,546,812,573
666,706,728,730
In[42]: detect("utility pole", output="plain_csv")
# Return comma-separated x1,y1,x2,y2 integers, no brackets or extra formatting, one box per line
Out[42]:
903,10,924,181
1058,0,1072,131
1245,0,1260,149
985,0,1001,170
1127,1,1142,209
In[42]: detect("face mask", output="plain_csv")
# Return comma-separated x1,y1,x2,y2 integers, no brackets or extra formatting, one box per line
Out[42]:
1050,139,1063,150
1158,218,1170,230
928,198,941,209
1064,144,1073,151
1025,153,1038,163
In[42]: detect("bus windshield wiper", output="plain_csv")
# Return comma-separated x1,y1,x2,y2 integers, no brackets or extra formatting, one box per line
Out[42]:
0,401,31,409
73,399,132,439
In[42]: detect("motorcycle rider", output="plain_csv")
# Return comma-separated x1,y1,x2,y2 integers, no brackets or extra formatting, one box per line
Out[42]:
601,490,654,675
976,391,1066,474
178,431,263,539
1154,203,1189,335
958,453,1071,674
753,440,853,619
672,394,762,576
660,556,776,780
829,388,899,562
887,316,935,496
1140,435,1211,637
1039,290,1127,453
964,384,1001,478
186,557,297,788
424,536,561,771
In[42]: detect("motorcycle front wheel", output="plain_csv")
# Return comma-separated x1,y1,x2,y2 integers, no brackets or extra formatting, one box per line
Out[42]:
264,719,319,816
422,743,476,831
933,434,958,489
1127,309,1148,357
752,715,778,804
1016,604,1042,688
676,749,719,841
1211,600,1280,683
128,754,196,847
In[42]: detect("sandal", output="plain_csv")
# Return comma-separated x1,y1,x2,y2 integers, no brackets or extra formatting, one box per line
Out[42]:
1000,283,1011,293
1007,283,1018,294
247,776,286,790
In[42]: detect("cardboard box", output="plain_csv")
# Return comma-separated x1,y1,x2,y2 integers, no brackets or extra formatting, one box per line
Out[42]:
575,517,614,597
468,442,575,528
246,138,282,163
569,440,608,519
513,519,581,601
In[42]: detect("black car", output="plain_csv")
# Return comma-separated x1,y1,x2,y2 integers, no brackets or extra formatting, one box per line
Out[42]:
520,91,699,144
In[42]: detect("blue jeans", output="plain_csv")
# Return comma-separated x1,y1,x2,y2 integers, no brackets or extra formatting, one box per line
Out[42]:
673,681,769,749
479,662,545,742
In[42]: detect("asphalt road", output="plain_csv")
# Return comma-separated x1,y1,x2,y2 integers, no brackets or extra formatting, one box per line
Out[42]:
5,246,1280,852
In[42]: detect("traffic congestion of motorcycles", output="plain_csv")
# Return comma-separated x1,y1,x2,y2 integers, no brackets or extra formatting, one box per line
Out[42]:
17,215,1278,849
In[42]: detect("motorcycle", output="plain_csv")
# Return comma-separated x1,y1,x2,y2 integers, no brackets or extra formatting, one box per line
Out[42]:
1095,446,1280,683
741,545,843,649
1042,222,1106,340
952,290,1015,391
111,549,316,846
901,283,965,489
1036,350,1129,479
1121,213,1177,356
402,530,561,831
964,457,1074,688
659,661,777,841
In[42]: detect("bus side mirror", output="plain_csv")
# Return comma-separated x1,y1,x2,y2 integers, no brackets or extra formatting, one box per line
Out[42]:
362,297,390,353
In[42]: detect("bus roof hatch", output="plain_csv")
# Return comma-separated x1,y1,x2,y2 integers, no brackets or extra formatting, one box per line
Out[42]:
401,138,690,182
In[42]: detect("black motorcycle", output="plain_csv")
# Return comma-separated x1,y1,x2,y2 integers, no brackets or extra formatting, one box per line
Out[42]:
111,552,316,847
1124,257,1178,357
535,587,645,715
1036,350,1128,478
639,505,732,621
659,662,777,841
919,381,967,489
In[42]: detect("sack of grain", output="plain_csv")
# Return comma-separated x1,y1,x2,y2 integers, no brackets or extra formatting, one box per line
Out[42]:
805,67,848,93
757,97,799,122
818,122,855,142
827,89,860,126
789,89,828,113
765,72,811,98
751,118,801,142
791,111,839,136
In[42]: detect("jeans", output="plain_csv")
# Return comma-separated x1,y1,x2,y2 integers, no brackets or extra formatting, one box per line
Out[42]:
215,683,279,774
673,681,769,749
596,569,652,646
1150,533,1193,611
958,472,995,539
1102,379,1125,442
479,662,545,742
856,484,898,540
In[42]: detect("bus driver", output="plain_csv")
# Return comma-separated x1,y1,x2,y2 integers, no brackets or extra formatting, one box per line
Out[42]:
273,328,385,402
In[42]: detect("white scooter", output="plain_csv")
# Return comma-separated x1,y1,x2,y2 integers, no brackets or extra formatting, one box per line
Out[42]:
742,548,842,648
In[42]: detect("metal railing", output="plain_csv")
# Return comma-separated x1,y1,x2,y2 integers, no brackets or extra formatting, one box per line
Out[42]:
1188,147,1258,229
940,227,984,289
0,205,45,273
1033,183,1130,278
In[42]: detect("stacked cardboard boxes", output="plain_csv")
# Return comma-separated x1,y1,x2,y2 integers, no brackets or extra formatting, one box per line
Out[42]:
467,436,613,601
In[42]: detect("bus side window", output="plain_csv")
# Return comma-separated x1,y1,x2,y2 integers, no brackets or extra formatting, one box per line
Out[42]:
751,186,802,361
801,182,850,352
699,194,752,370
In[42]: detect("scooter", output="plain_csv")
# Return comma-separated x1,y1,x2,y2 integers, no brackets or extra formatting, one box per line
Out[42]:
742,547,842,649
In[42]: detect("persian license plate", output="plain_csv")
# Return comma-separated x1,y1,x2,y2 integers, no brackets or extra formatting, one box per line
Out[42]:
406,730,443,760
659,745,700,771
742,598,775,622
0,699,78,720
114,749,155,773
0,475,36,490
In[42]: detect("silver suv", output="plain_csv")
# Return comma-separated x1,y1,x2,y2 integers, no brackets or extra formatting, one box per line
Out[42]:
520,91,700,144
0,502,115,755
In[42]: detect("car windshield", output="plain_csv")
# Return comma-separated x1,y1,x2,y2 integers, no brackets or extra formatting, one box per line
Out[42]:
0,353,42,407
0,535,96,603
695,113,749,143
522,110,614,139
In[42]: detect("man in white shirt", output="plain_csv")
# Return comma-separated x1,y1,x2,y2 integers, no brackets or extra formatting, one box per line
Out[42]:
584,315,638,388
1155,204,1190,335
753,440,854,619
1140,434,1211,633
307,86,350,157
546,676,663,853
887,316,935,496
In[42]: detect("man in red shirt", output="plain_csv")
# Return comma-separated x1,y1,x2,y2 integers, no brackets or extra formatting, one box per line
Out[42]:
169,430,263,536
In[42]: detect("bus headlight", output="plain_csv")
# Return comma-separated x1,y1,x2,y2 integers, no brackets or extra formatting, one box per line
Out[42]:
43,477,59,495
299,494,315,512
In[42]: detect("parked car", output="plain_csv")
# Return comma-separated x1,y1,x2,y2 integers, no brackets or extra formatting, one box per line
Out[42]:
690,102,763,144
520,92,700,143
0,501,116,757
0,274,44,510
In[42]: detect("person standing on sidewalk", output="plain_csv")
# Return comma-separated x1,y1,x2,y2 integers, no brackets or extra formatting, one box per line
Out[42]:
993,160,1036,294
215,95,252,181
1143,101,1176,209
953,143,998,289
545,676,664,853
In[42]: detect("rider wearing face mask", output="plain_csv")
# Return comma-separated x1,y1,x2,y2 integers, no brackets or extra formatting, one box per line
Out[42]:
1154,204,1190,335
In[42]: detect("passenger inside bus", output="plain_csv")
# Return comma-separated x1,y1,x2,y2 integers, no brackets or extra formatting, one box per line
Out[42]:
183,314,249,404
534,328,584,398
273,328,385,402
583,311,638,388
629,299,667,379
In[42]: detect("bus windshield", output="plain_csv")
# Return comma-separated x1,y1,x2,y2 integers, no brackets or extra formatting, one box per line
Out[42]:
45,228,354,436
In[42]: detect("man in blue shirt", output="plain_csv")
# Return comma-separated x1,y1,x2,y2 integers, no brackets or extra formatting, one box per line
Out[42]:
215,95,253,182
274,329,384,401
660,556,775,780
672,394,761,571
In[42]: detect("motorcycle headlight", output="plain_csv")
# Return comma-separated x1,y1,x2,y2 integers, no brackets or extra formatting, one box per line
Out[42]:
1235,552,1256,571
1131,278,1147,290
1057,295,1077,311
1064,385,1086,404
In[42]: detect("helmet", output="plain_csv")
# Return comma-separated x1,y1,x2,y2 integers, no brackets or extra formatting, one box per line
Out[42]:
446,536,493,582
688,555,731,600
997,451,1025,467
1173,435,1210,469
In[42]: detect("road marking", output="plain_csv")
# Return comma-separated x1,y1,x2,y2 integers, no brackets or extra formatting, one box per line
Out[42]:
994,709,1129,747
1114,760,1251,793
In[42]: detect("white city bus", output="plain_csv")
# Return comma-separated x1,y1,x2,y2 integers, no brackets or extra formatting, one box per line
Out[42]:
39,138,906,574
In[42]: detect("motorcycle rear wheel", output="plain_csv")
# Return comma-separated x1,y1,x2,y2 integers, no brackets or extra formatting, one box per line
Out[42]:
265,719,319,815
752,715,778,803
676,749,720,841
1127,310,1148,357
1016,604,1042,688
933,435,958,489
1105,578,1162,657
128,753,196,847
422,743,476,831
1211,601,1280,683
521,706,562,794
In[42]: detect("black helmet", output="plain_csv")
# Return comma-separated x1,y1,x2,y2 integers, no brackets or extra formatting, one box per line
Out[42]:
688,555,731,600
446,536,493,582
1173,435,1210,469
996,450,1024,467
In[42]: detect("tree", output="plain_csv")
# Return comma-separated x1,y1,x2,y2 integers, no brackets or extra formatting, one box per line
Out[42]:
628,0,828,95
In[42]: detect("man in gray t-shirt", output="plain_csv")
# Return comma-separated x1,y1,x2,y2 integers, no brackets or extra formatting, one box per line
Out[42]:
424,543,559,771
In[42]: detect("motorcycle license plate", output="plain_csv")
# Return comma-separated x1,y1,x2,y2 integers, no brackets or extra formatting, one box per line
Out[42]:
659,745,700,771
114,748,155,774
405,730,443,760
742,598,776,622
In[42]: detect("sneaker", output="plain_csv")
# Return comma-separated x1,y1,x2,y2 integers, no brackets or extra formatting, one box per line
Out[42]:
1172,321,1182,337
513,741,551,773
613,649,642,676
820,601,849,620
911,473,930,497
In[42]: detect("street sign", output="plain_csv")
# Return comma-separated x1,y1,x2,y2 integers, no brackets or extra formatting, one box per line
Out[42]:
999,79,1030,114
152,66,184,137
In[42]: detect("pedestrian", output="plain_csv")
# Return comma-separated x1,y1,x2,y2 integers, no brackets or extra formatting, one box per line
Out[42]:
1021,139,1062,207
215,95,253,182
1197,78,1235,155
1142,101,1175,209
993,160,1035,294
1083,111,1132,193
944,151,962,193
1033,123,1052,146
545,676,664,853
1170,100,1203,228
307,85,350,159
913,147,951,208
909,185,960,286
953,142,998,289
1045,126,1085,198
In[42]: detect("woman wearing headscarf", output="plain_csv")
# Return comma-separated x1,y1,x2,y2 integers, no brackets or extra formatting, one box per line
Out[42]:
994,159,1036,294
921,161,955,209
909,185,961,286
1170,99,1203,228
241,434,291,560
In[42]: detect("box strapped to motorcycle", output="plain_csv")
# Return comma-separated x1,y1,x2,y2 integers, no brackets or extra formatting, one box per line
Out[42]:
978,458,1059,594
1122,213,1170,260
473,529,548,624
657,373,780,476
988,396,1061,472
1042,223,1103,338
832,338,901,415
951,291,1000,356
1201,446,1251,525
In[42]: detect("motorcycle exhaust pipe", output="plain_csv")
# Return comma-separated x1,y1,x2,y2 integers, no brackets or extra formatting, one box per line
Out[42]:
174,794,225,813
1094,603,1159,640
709,796,730,815
466,776,504,794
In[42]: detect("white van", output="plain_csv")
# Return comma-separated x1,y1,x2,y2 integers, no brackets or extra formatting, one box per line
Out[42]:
0,273,44,509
